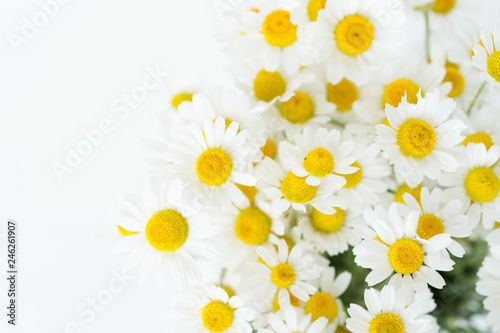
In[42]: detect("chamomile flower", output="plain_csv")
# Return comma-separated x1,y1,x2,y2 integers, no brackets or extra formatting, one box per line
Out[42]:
398,186,472,257
252,239,319,309
473,25,500,94
346,285,433,333
280,127,357,186
309,0,405,85
458,105,500,150
476,256,500,333
183,284,254,333
440,143,500,229
111,179,220,287
161,70,202,111
290,0,327,25
258,305,328,333
354,203,453,293
165,117,257,209
256,157,345,214
375,89,466,187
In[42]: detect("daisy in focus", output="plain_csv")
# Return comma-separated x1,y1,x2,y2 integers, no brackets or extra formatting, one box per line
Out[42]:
375,89,466,187
472,25,500,94
111,179,220,287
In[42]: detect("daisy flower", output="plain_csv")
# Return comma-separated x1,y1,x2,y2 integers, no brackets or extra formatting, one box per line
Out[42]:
375,88,466,187
440,143,500,229
258,305,328,333
398,186,472,257
473,25,500,94
256,157,345,214
182,284,255,333
161,69,202,111
476,256,500,333
346,285,433,333
354,203,454,293
251,239,319,309
458,104,500,150
280,127,357,186
111,178,220,287
165,117,256,209
309,0,405,85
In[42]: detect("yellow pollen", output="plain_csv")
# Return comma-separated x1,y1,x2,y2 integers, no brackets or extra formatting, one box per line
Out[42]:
464,167,500,203
260,138,277,159
307,0,327,21
117,225,138,236
304,147,334,177
281,172,317,203
462,133,494,149
271,263,296,288
432,0,456,14
171,92,193,109
272,291,300,311
487,51,500,82
220,285,236,299
145,209,189,252
280,91,315,124
235,207,272,245
305,292,338,322
253,70,287,102
201,301,234,333
336,326,351,333
369,313,404,333
343,161,362,188
443,65,465,98
310,208,345,233
395,184,422,204
417,214,444,240
327,78,359,111
262,10,297,47
335,14,374,56
388,239,424,274
196,148,233,186
235,184,257,205
382,79,421,108
250,8,259,13
396,119,436,159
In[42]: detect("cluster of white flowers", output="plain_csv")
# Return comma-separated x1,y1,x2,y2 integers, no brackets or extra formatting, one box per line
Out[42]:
110,0,500,332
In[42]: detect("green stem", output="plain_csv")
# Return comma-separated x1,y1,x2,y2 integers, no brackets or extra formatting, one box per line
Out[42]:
424,10,431,63
328,118,346,128
219,268,227,286
466,81,487,116
289,208,297,229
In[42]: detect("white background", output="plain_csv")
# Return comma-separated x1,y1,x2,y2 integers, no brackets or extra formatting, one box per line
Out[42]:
0,0,233,332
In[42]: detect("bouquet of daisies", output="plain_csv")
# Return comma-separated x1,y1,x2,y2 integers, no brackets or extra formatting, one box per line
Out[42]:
111,0,500,332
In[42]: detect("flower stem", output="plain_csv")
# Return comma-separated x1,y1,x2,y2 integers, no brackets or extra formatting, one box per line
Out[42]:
219,268,227,286
466,81,487,116
424,10,431,63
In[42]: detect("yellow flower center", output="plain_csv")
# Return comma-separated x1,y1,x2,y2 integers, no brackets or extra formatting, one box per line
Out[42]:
262,10,297,47
196,148,233,186
281,171,317,203
253,69,287,102
464,167,500,203
235,184,257,205
462,133,493,149
261,138,277,159
396,119,436,159
336,326,350,333
117,225,138,236
394,184,422,204
343,161,362,188
443,65,465,98
335,14,374,56
388,238,424,274
271,263,296,288
201,301,234,333
487,51,500,82
326,78,359,111
417,214,444,240
303,147,334,177
369,313,404,333
382,79,421,108
432,0,456,14
307,0,327,21
145,209,189,252
305,292,338,322
171,92,193,109
273,291,301,311
220,285,236,299
280,91,315,124
235,207,272,245
310,208,345,233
